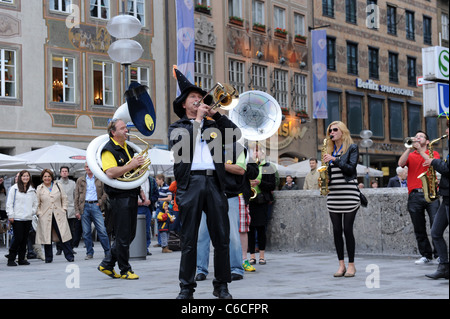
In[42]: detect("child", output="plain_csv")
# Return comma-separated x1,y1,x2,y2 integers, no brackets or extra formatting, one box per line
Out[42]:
157,202,175,253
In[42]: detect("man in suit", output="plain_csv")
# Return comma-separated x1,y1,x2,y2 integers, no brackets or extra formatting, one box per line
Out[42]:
387,166,407,188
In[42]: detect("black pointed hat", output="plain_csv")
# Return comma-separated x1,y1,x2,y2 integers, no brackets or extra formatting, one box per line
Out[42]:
172,65,213,118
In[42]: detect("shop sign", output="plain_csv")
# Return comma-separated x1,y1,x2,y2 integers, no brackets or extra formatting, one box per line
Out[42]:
356,78,414,97
422,46,449,82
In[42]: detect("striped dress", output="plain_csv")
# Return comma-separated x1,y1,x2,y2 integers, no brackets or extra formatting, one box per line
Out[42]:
326,163,361,214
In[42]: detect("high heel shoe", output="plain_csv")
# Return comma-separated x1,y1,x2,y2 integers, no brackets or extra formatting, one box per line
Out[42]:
333,268,346,277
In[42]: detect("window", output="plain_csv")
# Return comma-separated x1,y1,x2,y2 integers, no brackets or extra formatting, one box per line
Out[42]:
229,59,245,95
387,5,397,35
347,93,363,135
0,0,14,4
347,42,358,75
127,0,145,26
426,117,438,141
274,6,286,30
407,57,416,87
130,66,149,87
52,56,75,103
345,0,357,24
406,11,415,40
93,61,114,106
442,13,449,41
195,50,213,91
272,69,288,110
0,48,16,99
228,0,242,19
251,64,267,91
327,37,336,71
408,104,421,136
423,16,432,45
322,0,334,18
324,90,341,132
293,73,307,113
294,13,305,37
252,0,265,25
388,52,398,83
368,47,379,79
389,100,403,140
369,96,384,138
49,0,72,13
90,0,110,20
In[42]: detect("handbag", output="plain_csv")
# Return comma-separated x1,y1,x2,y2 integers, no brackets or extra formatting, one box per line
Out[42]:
359,191,368,207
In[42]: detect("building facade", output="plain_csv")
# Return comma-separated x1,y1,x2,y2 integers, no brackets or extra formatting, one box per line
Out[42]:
314,0,448,185
0,0,166,158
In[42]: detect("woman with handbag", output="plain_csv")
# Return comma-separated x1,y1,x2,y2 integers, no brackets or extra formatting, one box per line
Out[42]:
35,169,74,263
322,121,361,278
5,170,38,266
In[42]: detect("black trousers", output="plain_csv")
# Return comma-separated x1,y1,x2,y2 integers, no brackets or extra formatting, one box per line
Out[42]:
100,195,137,275
8,220,32,262
407,191,439,259
176,174,230,291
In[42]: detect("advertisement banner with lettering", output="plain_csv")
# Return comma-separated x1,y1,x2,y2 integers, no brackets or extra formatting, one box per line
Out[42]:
312,30,328,119
176,0,195,94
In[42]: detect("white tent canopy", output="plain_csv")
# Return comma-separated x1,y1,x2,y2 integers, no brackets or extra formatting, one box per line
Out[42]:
148,148,174,177
14,143,87,174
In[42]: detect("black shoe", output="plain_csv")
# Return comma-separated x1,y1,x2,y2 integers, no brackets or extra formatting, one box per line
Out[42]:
231,273,243,281
213,284,233,299
176,289,194,299
7,260,17,266
27,252,37,259
18,260,30,265
425,263,449,280
195,273,207,281
56,250,62,255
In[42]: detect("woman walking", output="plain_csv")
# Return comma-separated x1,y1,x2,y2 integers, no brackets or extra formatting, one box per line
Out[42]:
35,169,74,263
6,170,38,266
322,121,360,277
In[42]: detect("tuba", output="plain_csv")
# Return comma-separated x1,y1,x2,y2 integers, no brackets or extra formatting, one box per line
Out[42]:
317,138,330,196
86,82,156,190
417,134,448,202
229,91,282,201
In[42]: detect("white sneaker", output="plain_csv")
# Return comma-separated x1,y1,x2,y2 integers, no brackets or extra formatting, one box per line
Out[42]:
415,257,431,264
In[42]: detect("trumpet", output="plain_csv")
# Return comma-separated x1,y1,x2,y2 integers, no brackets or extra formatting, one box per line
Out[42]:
404,137,418,148
194,82,239,113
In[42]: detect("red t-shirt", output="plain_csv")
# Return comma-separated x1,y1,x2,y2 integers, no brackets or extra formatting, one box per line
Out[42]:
404,150,440,194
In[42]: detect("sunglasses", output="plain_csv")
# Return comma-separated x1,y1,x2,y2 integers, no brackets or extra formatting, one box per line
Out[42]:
329,128,339,133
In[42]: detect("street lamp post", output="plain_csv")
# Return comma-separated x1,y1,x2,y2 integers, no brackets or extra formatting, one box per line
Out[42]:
360,130,373,188
106,12,143,99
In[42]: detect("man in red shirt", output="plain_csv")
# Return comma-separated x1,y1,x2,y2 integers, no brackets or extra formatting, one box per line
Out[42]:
398,130,440,265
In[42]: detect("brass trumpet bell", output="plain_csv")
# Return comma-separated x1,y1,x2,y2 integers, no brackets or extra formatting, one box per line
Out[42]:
404,137,417,148
212,83,239,110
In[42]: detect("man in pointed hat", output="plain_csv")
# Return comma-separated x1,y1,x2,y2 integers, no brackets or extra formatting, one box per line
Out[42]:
168,67,241,299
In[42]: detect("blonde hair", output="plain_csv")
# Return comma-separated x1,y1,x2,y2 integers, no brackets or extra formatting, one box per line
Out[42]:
326,121,354,155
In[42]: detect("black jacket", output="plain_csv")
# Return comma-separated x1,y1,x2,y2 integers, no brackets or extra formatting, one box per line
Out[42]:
432,157,449,204
168,112,241,191
328,143,359,182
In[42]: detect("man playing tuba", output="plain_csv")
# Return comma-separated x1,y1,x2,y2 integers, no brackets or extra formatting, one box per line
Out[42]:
97,118,145,280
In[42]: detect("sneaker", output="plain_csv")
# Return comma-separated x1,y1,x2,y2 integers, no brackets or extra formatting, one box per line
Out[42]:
242,260,256,272
415,257,431,265
98,266,121,279
85,254,93,260
121,271,139,280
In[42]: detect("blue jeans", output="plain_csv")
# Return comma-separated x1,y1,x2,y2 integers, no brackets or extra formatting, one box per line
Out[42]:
197,196,243,276
137,206,152,248
81,203,110,257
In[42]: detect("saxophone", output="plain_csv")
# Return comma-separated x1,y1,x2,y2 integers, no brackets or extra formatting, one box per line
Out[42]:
417,134,448,202
317,138,330,196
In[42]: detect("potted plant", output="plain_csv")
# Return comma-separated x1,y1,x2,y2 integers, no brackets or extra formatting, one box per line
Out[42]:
229,16,244,26
253,22,266,32
295,109,309,118
195,3,211,14
281,107,290,115
295,34,307,44
274,27,288,38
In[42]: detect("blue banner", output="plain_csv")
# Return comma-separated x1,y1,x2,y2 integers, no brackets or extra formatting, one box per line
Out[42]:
312,30,328,119
176,0,195,94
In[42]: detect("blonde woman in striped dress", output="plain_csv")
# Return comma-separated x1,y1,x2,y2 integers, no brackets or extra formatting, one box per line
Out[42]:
323,121,360,278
